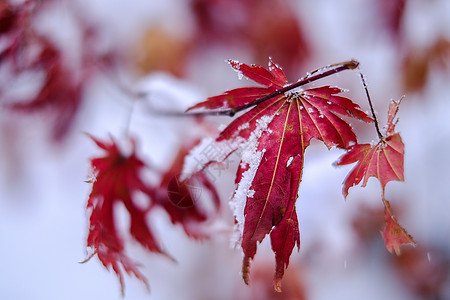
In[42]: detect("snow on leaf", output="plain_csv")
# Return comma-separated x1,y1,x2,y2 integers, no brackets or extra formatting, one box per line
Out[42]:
185,59,371,290
85,135,163,293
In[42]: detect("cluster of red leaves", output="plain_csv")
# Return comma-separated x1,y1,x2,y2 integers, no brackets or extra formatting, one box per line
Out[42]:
85,136,219,293
336,99,415,255
186,59,375,291
375,0,406,39
0,1,113,140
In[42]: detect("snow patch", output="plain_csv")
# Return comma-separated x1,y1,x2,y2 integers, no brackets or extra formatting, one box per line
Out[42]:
229,114,275,247
286,156,294,167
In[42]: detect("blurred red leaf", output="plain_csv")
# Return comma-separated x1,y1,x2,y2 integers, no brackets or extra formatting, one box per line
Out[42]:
85,135,164,293
85,136,221,293
376,0,406,39
157,143,221,239
402,37,450,93
6,38,84,140
189,0,310,76
0,1,116,140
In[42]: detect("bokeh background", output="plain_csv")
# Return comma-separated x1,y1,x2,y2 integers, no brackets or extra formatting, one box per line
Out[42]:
0,0,449,299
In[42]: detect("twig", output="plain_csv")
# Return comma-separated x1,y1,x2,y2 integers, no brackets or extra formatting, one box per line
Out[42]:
359,72,383,139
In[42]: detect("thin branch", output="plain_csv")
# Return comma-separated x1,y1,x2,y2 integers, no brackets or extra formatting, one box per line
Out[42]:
359,72,383,139
188,59,360,117
107,59,360,119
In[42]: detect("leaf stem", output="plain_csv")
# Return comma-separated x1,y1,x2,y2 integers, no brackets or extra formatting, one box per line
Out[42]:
359,72,383,140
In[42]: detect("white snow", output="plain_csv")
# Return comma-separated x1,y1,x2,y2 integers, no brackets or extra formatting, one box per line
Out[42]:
229,114,275,247
287,156,294,167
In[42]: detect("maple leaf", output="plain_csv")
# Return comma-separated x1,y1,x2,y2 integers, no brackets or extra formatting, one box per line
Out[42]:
189,0,310,77
84,136,221,293
184,59,372,290
84,135,166,294
336,99,415,254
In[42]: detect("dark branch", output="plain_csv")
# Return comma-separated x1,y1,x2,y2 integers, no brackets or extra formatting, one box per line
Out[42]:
187,59,360,117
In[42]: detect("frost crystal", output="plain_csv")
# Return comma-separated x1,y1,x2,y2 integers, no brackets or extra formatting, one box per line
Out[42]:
307,107,314,113
286,156,294,167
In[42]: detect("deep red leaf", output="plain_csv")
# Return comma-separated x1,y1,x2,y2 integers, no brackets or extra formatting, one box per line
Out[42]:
185,59,371,290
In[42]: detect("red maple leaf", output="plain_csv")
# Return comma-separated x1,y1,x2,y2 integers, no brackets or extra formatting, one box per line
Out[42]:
84,136,221,293
336,99,415,254
185,59,372,290
84,135,166,293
